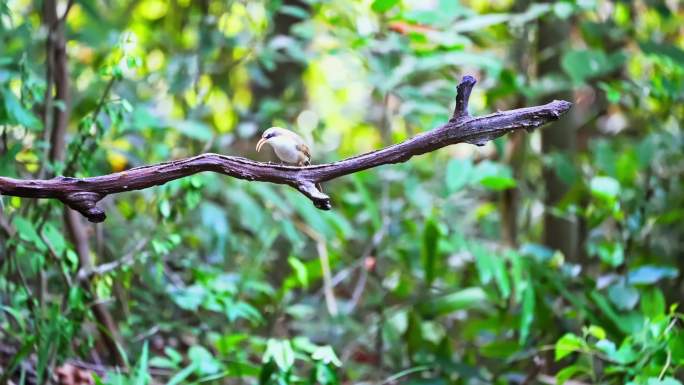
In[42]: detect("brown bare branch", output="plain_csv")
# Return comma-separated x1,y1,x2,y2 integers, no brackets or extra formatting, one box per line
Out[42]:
0,76,572,223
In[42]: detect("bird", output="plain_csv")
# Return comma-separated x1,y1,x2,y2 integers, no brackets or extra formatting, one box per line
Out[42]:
256,126,323,192
256,127,312,166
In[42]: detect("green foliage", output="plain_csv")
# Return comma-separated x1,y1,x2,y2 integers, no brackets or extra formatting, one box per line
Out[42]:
1,0,683,384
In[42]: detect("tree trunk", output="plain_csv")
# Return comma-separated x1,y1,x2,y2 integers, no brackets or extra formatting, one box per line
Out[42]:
500,0,533,248
250,0,310,122
538,16,578,260
42,0,127,367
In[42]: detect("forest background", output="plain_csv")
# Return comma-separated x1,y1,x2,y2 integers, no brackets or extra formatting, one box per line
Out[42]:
1,0,684,384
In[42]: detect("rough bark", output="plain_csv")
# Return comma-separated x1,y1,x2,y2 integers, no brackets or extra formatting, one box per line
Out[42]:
44,0,70,165
0,76,572,223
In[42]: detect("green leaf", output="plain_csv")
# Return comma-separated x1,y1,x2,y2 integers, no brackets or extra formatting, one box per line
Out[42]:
648,378,683,385
452,13,511,33
225,300,262,324
371,0,399,13
263,339,295,371
555,333,585,361
668,331,684,364
169,285,205,311
405,311,423,358
288,256,309,288
472,243,494,284
598,82,622,103
422,217,440,286
553,2,575,19
590,176,620,201
311,346,342,367
492,255,510,298
480,340,519,359
0,88,42,131
313,362,339,385
612,340,638,364
188,345,220,375
510,3,552,24
402,0,465,26
590,291,642,334
475,161,516,191
628,265,678,285
0,305,25,332
0,337,35,385
174,120,213,141
165,364,196,385
640,288,666,319
149,356,177,370
41,223,66,256
445,158,474,193
586,325,606,340
352,174,381,230
551,152,579,185
480,175,516,190
561,49,626,84
471,243,510,298
607,282,639,310
639,41,684,67
280,5,309,19
159,199,171,218
556,365,589,385
13,216,46,251
419,287,488,317
134,342,149,385
595,339,616,357
596,242,624,267
519,282,535,344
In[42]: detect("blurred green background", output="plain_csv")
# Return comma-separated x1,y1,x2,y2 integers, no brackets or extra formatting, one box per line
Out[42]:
1,0,684,384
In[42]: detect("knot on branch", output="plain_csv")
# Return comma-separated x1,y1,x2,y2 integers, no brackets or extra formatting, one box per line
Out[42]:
451,75,477,122
62,192,105,222
549,100,573,118
296,182,331,210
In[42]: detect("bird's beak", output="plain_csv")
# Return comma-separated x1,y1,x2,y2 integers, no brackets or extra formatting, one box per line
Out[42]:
256,138,267,152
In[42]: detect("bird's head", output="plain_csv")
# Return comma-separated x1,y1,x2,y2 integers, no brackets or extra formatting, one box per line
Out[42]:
256,126,286,152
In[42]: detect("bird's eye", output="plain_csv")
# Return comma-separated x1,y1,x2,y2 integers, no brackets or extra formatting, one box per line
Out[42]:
266,133,275,139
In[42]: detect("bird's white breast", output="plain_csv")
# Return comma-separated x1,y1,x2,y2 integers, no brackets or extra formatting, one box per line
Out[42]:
269,136,302,164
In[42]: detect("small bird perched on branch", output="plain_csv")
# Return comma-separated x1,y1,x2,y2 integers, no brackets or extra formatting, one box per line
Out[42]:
256,126,322,192
256,127,312,166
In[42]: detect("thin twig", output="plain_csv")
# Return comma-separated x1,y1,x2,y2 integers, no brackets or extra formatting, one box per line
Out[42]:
295,221,338,316
659,349,672,380
348,192,390,312
76,237,149,281
63,76,116,175
0,208,14,237
537,374,591,385
67,359,172,377
377,365,430,385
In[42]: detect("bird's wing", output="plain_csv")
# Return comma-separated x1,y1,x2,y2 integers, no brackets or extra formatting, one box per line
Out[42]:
283,130,311,156
296,142,311,160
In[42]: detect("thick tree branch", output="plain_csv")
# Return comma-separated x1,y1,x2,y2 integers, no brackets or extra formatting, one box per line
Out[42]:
0,76,572,222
